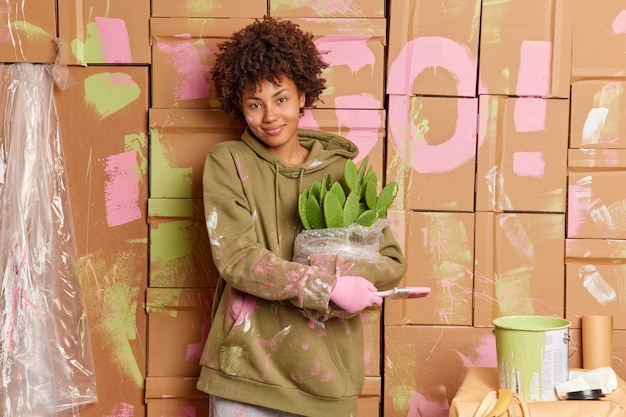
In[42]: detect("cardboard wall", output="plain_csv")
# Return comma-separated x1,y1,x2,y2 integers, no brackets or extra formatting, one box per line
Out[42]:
3,0,626,417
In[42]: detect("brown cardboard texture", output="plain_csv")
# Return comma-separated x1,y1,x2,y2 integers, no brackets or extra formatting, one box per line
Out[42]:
479,0,573,98
566,239,626,330
568,149,626,239
473,212,565,327
147,398,209,417
294,18,386,110
152,0,266,18
386,0,480,97
149,108,243,199
570,79,626,149
0,0,57,62
384,326,497,417
357,377,382,417
568,328,626,378
475,95,569,213
572,1,626,80
384,211,474,326
55,65,149,416
58,0,150,65
270,0,384,18
300,108,385,179
150,18,254,109
386,95,477,212
146,288,213,377
148,199,218,288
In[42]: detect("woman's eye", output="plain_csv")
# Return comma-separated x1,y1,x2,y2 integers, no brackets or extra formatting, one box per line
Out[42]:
277,97,287,103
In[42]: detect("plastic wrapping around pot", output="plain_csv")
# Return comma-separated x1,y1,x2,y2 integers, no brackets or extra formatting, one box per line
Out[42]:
0,64,97,416
293,218,387,264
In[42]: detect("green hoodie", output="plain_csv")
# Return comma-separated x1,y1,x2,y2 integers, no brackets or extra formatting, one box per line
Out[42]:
197,128,407,417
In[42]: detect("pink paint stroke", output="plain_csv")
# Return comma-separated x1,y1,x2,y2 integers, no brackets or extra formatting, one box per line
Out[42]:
612,10,626,33
95,16,132,63
104,151,142,227
314,35,375,74
516,40,552,97
156,40,211,101
514,98,547,133
513,152,545,178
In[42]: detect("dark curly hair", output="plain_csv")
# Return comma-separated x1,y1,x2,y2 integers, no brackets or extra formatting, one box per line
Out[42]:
211,16,329,123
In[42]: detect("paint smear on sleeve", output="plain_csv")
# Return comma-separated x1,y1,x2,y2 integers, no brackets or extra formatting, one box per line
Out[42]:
104,151,142,227
514,98,546,132
516,40,551,96
94,16,132,63
156,39,211,101
84,72,140,120
315,36,374,73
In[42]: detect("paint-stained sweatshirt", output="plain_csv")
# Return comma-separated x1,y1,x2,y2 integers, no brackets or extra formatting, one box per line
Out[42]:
196,128,407,417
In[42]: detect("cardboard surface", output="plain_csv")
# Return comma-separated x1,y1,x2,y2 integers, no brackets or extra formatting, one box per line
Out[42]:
55,65,149,416
270,0,385,18
385,211,474,326
473,212,566,327
568,149,626,239
152,0,266,18
565,239,626,329
148,199,219,288
475,95,569,212
149,108,243,199
146,288,213,377
572,0,626,80
384,326,497,417
570,79,626,149
58,0,150,65
386,95,478,212
0,0,57,62
479,0,573,98
386,0,481,97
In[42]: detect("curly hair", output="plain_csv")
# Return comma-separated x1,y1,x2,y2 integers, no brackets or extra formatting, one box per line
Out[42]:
211,16,329,123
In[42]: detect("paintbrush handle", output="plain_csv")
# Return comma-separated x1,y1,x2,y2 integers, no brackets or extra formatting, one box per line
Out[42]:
374,287,431,299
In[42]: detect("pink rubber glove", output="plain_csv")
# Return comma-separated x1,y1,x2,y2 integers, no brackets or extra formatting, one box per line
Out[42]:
330,275,382,314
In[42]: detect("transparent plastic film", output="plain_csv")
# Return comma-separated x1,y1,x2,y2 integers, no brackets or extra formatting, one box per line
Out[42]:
0,64,97,416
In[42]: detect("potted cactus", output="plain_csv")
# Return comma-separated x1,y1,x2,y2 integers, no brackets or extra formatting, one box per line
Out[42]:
292,156,398,263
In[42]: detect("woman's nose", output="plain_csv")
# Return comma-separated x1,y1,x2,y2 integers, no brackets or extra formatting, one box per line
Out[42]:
263,105,278,122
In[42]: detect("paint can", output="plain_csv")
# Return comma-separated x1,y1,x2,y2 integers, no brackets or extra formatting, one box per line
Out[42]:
493,315,572,402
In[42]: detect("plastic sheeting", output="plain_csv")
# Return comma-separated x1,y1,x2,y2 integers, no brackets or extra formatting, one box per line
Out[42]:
0,64,97,416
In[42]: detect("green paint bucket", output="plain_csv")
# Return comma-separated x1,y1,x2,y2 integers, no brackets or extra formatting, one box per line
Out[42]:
493,315,571,402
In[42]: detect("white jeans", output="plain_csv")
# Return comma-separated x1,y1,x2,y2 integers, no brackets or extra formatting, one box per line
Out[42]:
210,396,305,417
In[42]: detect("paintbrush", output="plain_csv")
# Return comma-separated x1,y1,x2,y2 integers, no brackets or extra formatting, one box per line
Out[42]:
374,286,431,299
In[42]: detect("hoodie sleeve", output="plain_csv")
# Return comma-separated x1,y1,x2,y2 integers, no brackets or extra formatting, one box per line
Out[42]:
202,145,336,312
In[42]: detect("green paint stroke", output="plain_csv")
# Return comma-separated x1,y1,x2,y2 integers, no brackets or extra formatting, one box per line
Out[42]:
152,220,195,263
150,128,193,198
125,132,148,182
495,266,535,316
80,252,144,388
71,22,104,65
13,21,50,38
145,288,184,318
83,72,140,120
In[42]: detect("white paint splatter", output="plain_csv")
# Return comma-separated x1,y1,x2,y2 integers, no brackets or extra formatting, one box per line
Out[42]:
579,264,616,305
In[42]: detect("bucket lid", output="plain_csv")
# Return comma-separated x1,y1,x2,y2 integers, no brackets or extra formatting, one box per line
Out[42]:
492,315,571,331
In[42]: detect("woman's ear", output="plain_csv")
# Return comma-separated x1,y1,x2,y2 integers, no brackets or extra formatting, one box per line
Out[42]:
299,92,306,108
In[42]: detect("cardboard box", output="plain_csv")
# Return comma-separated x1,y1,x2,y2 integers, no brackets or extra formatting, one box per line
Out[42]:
150,17,386,110
568,149,626,239
0,0,57,62
270,0,384,18
386,0,480,97
58,0,150,65
479,0,573,98
146,288,213,377
300,108,385,179
152,0,266,18
150,17,255,109
55,65,150,416
568,329,626,378
386,95,477,212
570,79,626,149
475,95,569,213
384,211,474,326
383,326,497,417
148,199,219,288
149,108,243,199
473,212,565,327
358,377,382,417
565,238,626,329
572,0,626,80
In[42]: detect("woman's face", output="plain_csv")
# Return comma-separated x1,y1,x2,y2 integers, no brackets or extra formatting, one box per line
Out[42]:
241,76,305,155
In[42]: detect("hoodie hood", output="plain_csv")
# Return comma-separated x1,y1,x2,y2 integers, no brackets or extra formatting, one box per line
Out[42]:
241,127,359,178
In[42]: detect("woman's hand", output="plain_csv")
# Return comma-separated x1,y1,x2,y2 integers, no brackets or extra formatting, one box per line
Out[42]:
329,275,382,314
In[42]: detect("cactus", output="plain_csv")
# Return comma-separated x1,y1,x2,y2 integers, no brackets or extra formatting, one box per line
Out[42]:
297,156,398,230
